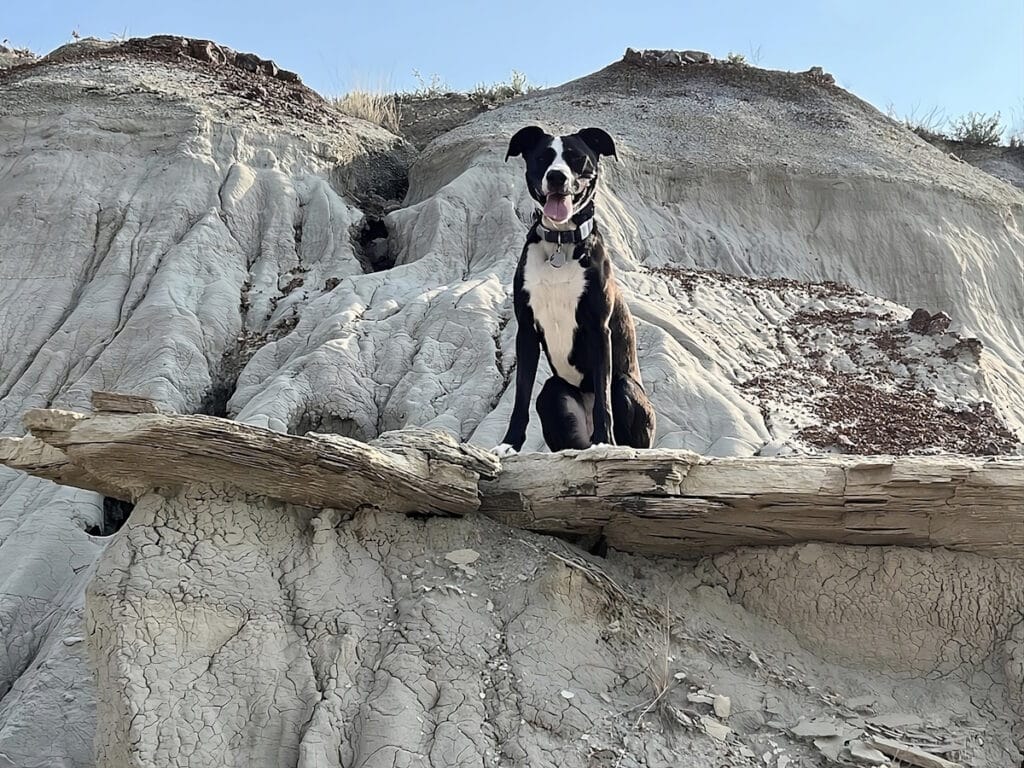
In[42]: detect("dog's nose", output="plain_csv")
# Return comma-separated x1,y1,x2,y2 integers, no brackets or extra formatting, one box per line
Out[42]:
546,169,567,190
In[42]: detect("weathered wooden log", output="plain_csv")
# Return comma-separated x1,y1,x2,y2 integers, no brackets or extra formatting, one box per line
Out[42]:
479,447,1024,558
0,405,499,515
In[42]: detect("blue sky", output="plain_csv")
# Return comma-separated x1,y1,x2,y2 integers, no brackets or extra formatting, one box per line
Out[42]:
6,0,1023,135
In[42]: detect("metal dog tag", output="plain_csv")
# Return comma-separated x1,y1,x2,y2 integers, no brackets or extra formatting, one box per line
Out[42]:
549,246,566,268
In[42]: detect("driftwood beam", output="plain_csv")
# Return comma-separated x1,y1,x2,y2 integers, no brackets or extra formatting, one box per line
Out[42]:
479,447,1024,558
2,405,499,515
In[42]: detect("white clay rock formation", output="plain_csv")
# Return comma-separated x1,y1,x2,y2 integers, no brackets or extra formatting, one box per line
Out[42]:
0,38,1023,767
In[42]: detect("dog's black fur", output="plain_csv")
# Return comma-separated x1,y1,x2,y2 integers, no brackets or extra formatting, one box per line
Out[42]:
494,126,655,456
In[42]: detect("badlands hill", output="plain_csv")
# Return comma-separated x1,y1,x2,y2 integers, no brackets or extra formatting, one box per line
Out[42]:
0,36,1023,768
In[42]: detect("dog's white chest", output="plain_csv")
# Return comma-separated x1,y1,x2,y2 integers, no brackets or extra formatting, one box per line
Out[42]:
522,242,587,386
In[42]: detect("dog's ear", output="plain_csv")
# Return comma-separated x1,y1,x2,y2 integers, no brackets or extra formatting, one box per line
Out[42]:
575,127,617,159
506,126,548,162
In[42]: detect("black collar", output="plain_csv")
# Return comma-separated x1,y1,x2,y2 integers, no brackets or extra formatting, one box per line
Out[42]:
534,201,596,245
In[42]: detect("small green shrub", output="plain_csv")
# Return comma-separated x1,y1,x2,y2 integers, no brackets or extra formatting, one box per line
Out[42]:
949,111,1004,146
410,69,450,97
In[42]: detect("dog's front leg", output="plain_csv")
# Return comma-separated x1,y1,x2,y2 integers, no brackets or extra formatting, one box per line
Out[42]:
494,309,540,457
590,324,616,446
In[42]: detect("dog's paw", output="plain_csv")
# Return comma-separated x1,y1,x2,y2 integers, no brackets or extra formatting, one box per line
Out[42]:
492,443,518,458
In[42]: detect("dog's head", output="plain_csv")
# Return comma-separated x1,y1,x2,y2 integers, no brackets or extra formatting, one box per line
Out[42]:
505,126,616,225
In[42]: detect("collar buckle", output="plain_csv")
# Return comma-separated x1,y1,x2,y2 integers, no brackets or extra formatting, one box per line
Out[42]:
535,211,596,246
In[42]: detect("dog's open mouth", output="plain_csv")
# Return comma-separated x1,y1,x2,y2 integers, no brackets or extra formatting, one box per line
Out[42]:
543,193,573,223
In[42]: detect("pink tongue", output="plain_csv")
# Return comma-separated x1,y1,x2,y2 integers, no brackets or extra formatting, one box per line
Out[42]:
544,195,571,222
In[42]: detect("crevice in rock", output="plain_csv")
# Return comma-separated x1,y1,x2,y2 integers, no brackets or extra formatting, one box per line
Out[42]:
354,216,392,272
85,497,134,536
198,377,234,419
197,280,260,420
293,412,364,440
197,270,311,421
198,325,273,420
329,145,412,216
551,532,610,558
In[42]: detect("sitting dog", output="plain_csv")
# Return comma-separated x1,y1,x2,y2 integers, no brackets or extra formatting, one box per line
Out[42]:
493,125,655,456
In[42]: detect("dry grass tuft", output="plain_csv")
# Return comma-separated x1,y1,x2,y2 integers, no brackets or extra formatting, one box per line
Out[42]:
635,596,676,726
332,90,401,133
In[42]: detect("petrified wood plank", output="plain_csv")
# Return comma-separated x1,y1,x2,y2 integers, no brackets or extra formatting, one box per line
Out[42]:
479,447,1024,557
5,400,1024,558
90,390,164,414
0,407,498,515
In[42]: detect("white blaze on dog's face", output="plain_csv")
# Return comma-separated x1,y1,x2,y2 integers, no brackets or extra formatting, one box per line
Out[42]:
506,126,617,225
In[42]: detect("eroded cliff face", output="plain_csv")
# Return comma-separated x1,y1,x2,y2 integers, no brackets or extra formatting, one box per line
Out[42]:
1,37,1023,768
0,37,414,767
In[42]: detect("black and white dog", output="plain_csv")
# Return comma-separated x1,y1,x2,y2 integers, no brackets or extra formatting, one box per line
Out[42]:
493,126,655,456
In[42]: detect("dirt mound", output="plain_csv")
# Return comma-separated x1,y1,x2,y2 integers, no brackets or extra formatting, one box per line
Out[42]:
397,93,494,149
1,35,339,127
0,43,35,70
